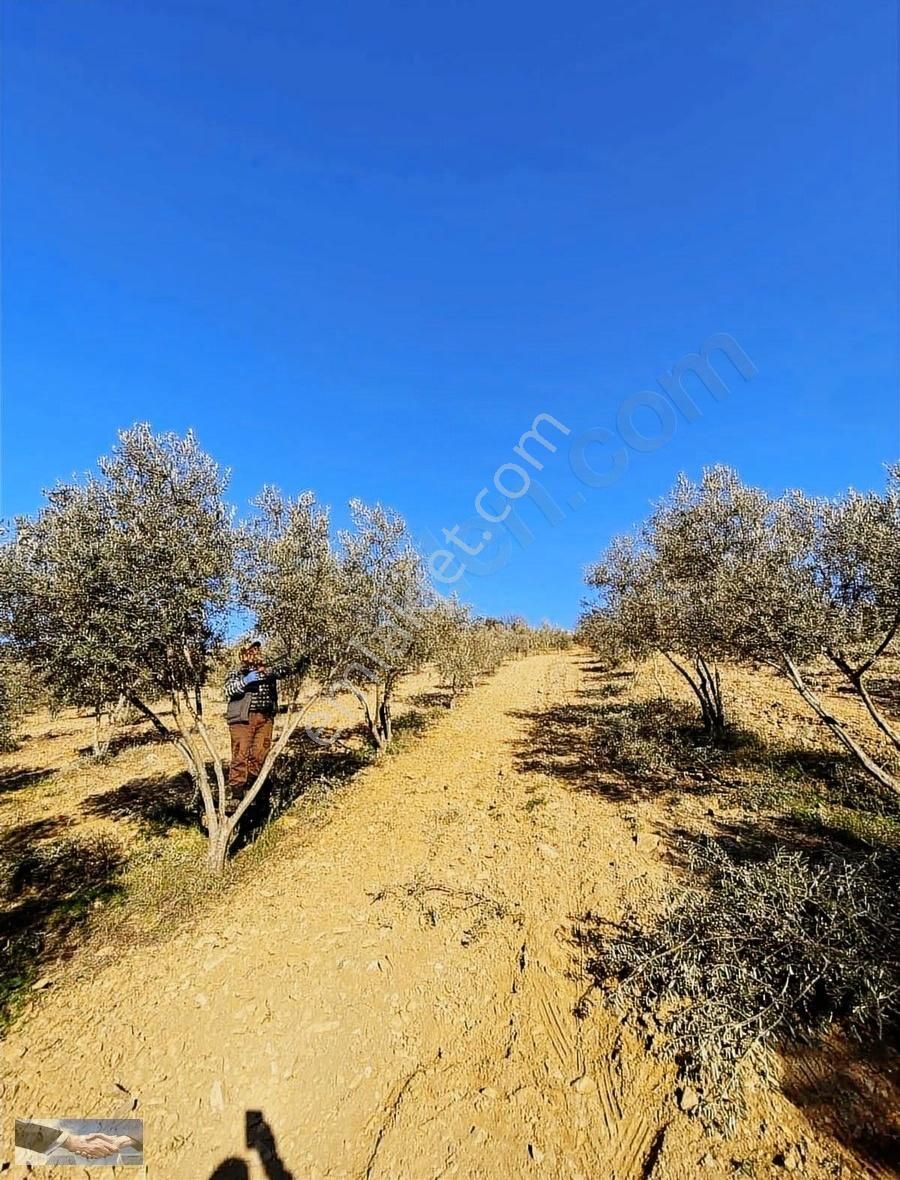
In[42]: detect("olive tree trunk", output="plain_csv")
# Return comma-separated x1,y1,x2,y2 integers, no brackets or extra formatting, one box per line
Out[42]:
664,652,726,736
129,687,323,874
826,613,900,753
781,653,898,795
91,694,128,757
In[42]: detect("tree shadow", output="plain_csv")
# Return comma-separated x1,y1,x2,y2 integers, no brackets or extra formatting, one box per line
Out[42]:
0,766,57,796
512,677,900,820
661,811,894,880
390,707,436,737
228,742,374,855
571,680,625,702
0,817,68,862
208,1111,294,1179
409,689,453,709
510,695,732,802
728,738,900,817
76,727,170,758
580,662,634,677
780,1037,900,1176
81,770,197,834
0,825,126,1023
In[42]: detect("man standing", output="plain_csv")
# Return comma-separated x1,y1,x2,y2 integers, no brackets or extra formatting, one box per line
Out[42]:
224,641,307,809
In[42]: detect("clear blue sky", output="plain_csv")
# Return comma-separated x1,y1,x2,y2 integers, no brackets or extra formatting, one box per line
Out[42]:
2,0,897,627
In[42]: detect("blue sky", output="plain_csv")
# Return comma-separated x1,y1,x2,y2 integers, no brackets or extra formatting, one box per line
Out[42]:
2,0,897,626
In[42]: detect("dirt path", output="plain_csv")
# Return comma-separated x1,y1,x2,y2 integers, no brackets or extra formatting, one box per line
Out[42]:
0,654,861,1178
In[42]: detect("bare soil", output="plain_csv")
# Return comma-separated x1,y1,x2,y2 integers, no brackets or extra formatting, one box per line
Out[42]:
1,652,897,1178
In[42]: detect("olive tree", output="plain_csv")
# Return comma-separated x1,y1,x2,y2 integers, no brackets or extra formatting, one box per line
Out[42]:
575,606,628,670
0,478,148,756
531,621,573,652
427,596,476,705
585,464,900,790
586,476,733,737
719,475,900,794
0,425,244,868
809,466,900,749
334,500,434,751
428,606,531,705
231,487,354,831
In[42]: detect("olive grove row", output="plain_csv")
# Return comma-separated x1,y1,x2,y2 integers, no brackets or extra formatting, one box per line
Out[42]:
0,425,569,871
578,463,900,792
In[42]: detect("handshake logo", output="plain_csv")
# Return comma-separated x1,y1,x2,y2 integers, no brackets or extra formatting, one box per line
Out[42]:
15,1117,144,1166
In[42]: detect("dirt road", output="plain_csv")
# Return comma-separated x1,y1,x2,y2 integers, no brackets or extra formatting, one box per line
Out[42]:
0,654,856,1178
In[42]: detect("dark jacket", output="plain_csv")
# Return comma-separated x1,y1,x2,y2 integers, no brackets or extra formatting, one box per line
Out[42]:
224,658,308,724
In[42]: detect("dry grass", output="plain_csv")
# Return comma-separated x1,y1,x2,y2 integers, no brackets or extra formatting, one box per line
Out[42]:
0,669,443,1027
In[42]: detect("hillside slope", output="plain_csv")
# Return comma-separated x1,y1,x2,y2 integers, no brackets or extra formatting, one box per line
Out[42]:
1,653,889,1178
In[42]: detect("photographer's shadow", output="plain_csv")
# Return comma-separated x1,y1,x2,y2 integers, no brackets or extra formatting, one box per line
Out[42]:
209,1111,294,1180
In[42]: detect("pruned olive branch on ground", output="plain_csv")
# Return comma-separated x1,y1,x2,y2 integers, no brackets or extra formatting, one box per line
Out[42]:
577,838,900,1135
369,880,523,940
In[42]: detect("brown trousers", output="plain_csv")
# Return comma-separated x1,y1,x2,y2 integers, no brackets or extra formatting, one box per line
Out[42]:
227,712,274,790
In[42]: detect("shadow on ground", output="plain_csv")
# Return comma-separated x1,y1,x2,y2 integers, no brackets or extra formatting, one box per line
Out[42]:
0,822,126,1023
409,689,454,709
76,726,170,759
0,817,69,862
82,770,197,834
780,1037,900,1176
510,694,734,802
209,1111,294,1179
0,766,57,796
512,670,900,827
228,741,374,855
838,675,900,720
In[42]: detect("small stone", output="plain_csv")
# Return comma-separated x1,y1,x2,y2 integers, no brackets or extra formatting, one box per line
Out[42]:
571,1075,596,1093
536,843,559,859
528,1143,544,1163
209,1079,224,1113
701,1154,716,1168
194,993,209,1008
31,977,53,990
479,1087,499,1099
774,1147,802,1171
635,833,659,852
678,1085,700,1112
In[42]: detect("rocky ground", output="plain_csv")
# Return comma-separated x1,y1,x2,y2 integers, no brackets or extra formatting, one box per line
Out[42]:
1,652,897,1178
